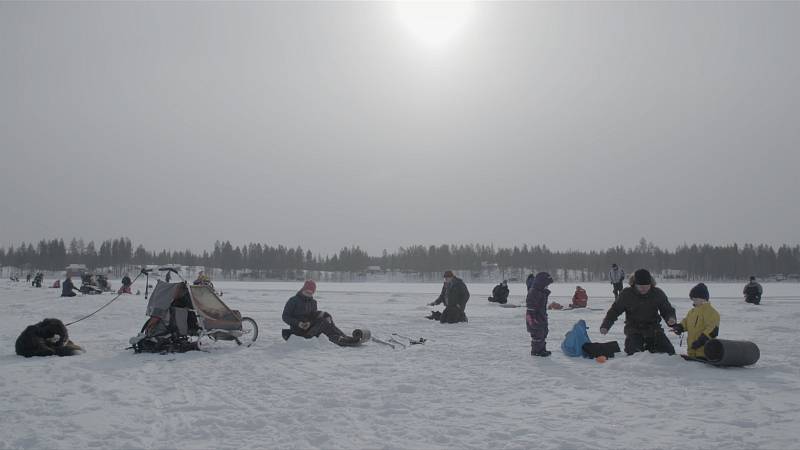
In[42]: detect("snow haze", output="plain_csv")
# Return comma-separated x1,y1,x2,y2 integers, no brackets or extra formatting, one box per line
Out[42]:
1,2,799,254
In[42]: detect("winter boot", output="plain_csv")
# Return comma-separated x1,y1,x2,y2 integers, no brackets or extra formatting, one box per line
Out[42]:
335,335,361,347
281,329,292,341
532,350,552,357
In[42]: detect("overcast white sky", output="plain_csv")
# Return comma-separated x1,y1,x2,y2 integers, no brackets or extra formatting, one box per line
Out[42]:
1,1,798,255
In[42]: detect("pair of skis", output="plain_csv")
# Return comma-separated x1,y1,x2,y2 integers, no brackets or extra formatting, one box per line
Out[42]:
371,333,426,349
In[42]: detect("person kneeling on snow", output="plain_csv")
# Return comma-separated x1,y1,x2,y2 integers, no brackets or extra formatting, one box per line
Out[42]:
570,286,588,308
600,269,677,355
282,280,360,346
670,283,720,359
426,271,470,323
488,280,509,304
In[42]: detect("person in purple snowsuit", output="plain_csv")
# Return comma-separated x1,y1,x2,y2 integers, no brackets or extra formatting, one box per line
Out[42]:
526,272,554,357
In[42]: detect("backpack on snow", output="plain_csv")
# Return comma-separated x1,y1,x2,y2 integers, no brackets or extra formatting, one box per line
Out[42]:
561,319,591,357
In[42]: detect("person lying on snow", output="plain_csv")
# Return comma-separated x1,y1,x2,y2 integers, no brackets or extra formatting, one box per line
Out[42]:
427,270,470,323
282,280,361,346
16,318,83,357
670,283,720,359
570,286,588,308
600,269,677,356
488,280,509,304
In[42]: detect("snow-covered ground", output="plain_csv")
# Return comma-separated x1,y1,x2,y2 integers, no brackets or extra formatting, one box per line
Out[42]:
1,280,798,450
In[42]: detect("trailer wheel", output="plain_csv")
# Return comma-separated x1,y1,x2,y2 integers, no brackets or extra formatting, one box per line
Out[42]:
240,317,258,345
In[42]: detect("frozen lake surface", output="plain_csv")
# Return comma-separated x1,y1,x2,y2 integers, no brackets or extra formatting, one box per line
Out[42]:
1,280,799,449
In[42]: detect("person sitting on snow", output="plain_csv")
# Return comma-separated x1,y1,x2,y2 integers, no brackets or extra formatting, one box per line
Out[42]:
570,285,588,308
743,276,763,305
61,275,78,297
488,280,509,304
118,274,133,294
670,283,720,359
281,280,360,346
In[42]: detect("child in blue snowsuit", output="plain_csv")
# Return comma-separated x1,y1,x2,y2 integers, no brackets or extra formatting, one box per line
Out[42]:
526,272,554,357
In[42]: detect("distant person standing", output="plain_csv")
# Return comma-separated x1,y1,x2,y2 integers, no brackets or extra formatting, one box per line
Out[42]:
526,272,554,357
609,264,626,300
743,276,763,305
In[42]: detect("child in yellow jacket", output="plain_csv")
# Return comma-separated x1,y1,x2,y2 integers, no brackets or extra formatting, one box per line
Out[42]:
671,283,720,359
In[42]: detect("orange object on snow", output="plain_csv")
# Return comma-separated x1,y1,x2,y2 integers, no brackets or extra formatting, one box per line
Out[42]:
596,355,607,363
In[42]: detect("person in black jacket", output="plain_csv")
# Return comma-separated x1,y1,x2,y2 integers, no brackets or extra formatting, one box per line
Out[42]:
61,276,78,297
488,280,509,304
743,276,763,305
600,269,677,355
281,280,359,346
427,271,470,323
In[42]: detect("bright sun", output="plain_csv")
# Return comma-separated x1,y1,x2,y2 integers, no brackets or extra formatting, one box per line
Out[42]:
395,2,475,49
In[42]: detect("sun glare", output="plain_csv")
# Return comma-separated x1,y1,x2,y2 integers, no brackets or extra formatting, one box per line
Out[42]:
395,2,475,49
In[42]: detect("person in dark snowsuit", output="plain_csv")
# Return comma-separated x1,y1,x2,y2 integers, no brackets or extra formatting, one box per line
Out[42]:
600,269,677,355
281,280,359,346
61,276,78,297
427,270,470,323
32,273,43,288
526,272,554,357
743,276,763,305
488,280,509,304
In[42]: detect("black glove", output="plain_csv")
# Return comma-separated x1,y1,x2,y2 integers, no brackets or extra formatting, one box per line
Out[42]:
671,324,684,335
691,334,709,350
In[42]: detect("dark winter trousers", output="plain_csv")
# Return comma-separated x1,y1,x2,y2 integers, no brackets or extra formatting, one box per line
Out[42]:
295,312,346,343
624,330,675,355
526,310,548,354
745,296,761,305
612,282,623,299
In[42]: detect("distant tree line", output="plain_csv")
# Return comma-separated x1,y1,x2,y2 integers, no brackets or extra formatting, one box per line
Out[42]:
1,237,799,281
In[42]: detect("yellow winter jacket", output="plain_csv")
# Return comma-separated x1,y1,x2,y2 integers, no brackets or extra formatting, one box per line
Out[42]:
679,302,720,358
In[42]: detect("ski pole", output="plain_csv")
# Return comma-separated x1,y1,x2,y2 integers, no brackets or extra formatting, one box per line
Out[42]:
371,336,395,349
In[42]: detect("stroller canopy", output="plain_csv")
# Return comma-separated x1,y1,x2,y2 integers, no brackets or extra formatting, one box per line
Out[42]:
145,281,241,332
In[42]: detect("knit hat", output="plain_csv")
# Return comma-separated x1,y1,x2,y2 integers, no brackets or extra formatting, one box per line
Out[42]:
634,269,652,285
301,279,316,297
689,283,709,300
443,270,454,279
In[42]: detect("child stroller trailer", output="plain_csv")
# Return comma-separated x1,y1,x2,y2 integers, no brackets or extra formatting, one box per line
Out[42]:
130,280,258,353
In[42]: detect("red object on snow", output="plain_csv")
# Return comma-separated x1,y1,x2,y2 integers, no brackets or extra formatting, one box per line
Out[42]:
571,287,588,308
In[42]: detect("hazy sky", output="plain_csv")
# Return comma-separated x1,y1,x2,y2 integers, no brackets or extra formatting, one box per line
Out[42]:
1,1,798,255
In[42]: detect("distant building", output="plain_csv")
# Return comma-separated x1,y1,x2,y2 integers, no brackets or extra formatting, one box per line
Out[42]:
65,264,87,278
660,269,687,280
